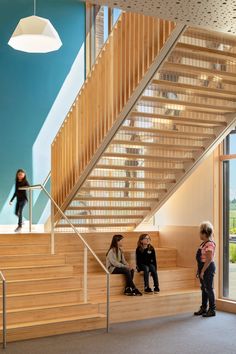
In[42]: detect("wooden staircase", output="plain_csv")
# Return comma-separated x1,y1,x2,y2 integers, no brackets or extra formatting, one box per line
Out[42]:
0,233,106,342
0,231,200,342
51,14,236,232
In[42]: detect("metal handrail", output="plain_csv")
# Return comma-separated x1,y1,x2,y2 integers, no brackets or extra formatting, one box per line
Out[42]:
42,171,51,187
20,184,110,332
0,271,6,349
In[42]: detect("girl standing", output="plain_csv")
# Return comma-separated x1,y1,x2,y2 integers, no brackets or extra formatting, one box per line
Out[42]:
136,234,160,294
194,221,216,317
9,169,29,232
106,234,142,296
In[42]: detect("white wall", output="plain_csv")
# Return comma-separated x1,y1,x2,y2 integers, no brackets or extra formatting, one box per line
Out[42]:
155,153,214,227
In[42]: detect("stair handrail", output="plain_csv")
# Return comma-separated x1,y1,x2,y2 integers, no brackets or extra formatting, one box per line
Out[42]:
0,271,6,349
42,171,51,187
19,184,110,332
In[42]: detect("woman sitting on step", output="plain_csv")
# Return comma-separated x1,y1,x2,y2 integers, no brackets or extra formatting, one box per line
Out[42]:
106,234,142,296
136,234,160,294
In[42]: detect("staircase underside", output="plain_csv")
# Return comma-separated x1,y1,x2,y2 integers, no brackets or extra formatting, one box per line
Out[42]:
57,26,236,232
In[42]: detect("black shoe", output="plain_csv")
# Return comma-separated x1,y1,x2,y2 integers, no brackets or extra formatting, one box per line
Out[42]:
133,288,142,296
144,287,153,294
194,307,207,316
154,287,160,293
202,309,216,317
124,287,135,296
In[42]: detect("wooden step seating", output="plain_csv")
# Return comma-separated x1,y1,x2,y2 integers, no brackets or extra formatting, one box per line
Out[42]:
0,231,200,342
55,232,200,323
0,233,106,342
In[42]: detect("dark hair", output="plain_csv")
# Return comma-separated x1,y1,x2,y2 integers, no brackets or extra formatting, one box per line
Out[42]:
15,169,27,182
137,233,153,252
106,234,124,256
200,221,214,238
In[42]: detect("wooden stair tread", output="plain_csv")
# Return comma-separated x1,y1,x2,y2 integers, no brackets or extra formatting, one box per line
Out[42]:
2,313,106,330
130,110,226,126
94,287,200,303
175,42,236,61
0,254,64,259
5,275,79,284
0,264,69,271
0,301,95,314
56,222,137,228
112,139,204,151
0,287,81,298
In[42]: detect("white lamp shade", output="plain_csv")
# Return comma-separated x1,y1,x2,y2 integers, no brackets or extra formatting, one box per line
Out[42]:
8,15,62,53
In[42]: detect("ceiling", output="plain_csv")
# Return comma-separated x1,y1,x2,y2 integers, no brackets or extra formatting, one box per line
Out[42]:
85,0,236,35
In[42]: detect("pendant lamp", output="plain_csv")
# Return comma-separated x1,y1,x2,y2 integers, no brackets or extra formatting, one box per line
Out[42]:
8,0,62,53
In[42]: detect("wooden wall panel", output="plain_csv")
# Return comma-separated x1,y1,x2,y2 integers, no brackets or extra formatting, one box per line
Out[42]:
158,225,200,268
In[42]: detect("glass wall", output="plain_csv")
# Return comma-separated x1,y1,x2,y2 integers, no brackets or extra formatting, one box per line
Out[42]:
86,4,121,72
222,130,236,299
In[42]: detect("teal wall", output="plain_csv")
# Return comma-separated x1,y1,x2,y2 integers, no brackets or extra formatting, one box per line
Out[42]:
0,0,85,225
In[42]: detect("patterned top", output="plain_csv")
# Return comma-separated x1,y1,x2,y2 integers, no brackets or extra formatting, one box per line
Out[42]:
200,241,216,262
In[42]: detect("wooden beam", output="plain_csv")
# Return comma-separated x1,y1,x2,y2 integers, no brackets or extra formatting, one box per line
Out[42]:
219,154,236,161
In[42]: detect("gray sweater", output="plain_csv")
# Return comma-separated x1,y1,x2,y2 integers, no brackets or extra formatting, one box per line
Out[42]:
106,248,129,273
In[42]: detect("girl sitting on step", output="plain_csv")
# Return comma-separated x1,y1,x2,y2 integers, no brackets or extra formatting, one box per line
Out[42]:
136,234,160,294
106,234,142,296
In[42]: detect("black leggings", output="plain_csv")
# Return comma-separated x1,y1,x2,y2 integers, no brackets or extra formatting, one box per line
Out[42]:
112,267,135,289
200,262,216,310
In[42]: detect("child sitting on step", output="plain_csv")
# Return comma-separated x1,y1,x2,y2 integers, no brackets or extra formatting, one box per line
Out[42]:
106,234,142,296
136,234,160,294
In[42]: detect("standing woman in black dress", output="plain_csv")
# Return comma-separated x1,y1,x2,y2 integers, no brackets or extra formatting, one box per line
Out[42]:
9,169,30,232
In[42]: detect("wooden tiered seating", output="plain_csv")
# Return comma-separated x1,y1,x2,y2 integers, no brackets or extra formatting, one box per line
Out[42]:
0,231,200,342
0,233,106,342
56,231,200,324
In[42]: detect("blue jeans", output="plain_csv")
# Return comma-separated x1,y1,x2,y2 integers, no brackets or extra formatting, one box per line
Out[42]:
138,264,159,288
15,200,26,227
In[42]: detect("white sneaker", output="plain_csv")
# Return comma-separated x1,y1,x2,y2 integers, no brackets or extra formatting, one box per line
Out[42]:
14,226,22,232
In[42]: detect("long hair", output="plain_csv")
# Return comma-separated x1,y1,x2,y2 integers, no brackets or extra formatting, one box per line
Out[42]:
106,234,124,256
15,169,27,182
137,234,154,252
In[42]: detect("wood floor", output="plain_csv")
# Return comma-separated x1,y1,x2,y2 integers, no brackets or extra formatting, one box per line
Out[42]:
0,231,200,342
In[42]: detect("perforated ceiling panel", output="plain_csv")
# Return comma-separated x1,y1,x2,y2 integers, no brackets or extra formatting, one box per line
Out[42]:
86,0,236,34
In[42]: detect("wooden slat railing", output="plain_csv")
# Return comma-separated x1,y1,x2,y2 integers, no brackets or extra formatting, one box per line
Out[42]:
51,12,176,209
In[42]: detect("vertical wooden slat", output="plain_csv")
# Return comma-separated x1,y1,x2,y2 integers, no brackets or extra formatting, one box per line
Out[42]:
51,14,176,208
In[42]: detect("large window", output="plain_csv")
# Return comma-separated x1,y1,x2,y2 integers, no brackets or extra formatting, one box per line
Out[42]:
222,130,236,299
86,4,121,74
